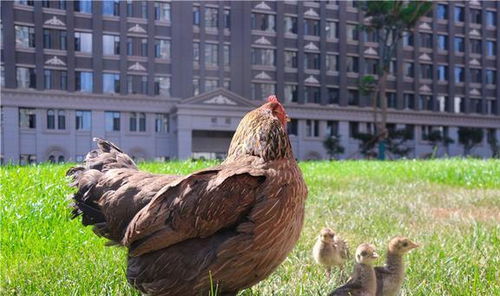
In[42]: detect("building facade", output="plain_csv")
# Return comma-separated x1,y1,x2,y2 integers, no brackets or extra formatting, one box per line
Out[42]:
1,0,499,163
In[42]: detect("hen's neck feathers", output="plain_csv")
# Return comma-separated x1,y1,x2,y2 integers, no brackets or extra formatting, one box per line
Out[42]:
225,108,293,163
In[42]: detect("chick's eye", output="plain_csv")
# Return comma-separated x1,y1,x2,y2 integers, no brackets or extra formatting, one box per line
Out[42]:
402,242,408,247
360,251,367,256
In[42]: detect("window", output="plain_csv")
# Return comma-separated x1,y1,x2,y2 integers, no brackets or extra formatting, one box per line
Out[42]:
205,44,219,66
454,37,464,53
365,58,378,75
60,31,67,50
470,69,482,83
304,19,320,36
43,29,51,49
365,31,378,43
304,53,320,70
127,38,133,55
155,114,169,133
284,84,298,103
193,6,200,25
403,33,413,47
469,99,482,114
346,24,358,41
103,73,120,94
223,45,230,66
19,154,37,165
205,79,218,92
486,100,495,115
486,11,497,27
105,111,120,131
141,2,148,18
304,86,320,104
470,9,482,24
486,70,496,85
251,13,275,32
154,77,170,96
328,87,339,104
1,66,5,88
437,4,448,20
102,0,119,16
75,32,92,53
16,67,36,89
75,71,93,92
141,39,147,57
418,95,433,111
48,109,65,130
75,110,91,131
224,9,231,29
284,51,297,68
19,108,36,129
205,8,218,29
60,71,67,90
454,6,464,22
420,33,433,48
437,65,448,81
103,35,120,55
348,90,359,106
486,41,496,57
404,93,415,109
251,83,276,100
454,96,465,113
193,42,200,66
15,26,35,48
403,62,414,78
15,0,34,6
325,120,339,137
346,56,359,73
127,0,133,17
326,54,338,72
326,21,338,40
349,122,359,138
454,66,464,83
193,78,200,95
470,39,482,54
284,16,297,34
155,39,170,59
437,35,448,50
47,110,55,129
154,2,171,22
141,76,148,94
287,119,298,136
437,95,448,112
74,0,92,13
43,70,52,89
251,48,275,66
306,120,320,137
129,112,146,132
387,92,397,109
420,64,433,80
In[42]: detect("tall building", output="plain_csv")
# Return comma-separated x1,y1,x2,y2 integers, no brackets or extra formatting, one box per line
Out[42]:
1,0,499,163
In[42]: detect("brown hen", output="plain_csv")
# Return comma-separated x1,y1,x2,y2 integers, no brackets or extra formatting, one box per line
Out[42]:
67,95,308,296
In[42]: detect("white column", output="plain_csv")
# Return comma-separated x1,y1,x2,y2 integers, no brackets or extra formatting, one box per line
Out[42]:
1,106,20,163
176,114,192,160
338,121,349,159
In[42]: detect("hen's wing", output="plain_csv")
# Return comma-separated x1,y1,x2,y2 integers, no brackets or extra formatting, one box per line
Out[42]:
68,138,181,244
123,165,267,256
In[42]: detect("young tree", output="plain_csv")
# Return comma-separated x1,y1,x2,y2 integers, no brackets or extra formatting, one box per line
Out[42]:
458,127,484,156
386,128,412,158
359,1,433,160
323,135,345,160
425,130,453,158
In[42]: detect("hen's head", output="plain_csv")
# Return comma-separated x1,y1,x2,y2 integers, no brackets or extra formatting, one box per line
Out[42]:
226,95,293,162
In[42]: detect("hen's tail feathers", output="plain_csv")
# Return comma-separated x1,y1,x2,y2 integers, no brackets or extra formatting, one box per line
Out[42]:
66,138,134,237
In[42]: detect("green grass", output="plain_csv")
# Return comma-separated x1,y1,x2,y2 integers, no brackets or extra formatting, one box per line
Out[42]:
1,159,499,295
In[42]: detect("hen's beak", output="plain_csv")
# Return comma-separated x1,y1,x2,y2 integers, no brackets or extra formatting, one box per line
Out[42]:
285,115,291,122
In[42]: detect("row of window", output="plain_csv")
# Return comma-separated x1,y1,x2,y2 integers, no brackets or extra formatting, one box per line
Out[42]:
19,108,170,133
15,0,172,21
193,43,230,67
16,26,172,59
415,33,496,56
192,6,231,29
13,67,171,95
436,4,497,26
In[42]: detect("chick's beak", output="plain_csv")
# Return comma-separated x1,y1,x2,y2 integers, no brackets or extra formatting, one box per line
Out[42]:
371,252,379,259
410,242,420,249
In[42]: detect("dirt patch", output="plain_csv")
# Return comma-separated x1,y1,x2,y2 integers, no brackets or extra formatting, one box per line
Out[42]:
431,207,500,223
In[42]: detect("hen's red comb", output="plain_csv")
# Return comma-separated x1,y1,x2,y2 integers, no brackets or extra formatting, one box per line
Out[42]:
267,95,279,103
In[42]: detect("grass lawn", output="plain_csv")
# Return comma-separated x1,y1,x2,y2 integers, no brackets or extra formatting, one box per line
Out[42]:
1,159,499,295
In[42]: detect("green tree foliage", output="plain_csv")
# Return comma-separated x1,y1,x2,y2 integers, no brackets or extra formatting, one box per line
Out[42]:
458,127,484,156
323,135,345,160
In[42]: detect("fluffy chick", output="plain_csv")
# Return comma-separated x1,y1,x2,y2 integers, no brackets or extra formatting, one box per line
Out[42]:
312,228,350,279
375,236,419,296
329,243,379,296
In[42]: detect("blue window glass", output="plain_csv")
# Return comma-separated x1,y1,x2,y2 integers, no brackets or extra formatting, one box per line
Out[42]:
74,0,92,13
76,71,93,92
437,4,447,20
